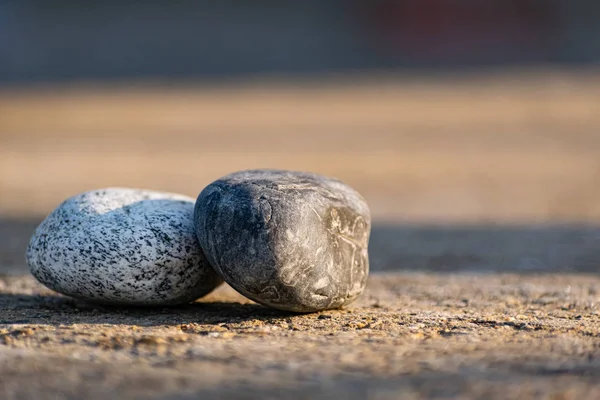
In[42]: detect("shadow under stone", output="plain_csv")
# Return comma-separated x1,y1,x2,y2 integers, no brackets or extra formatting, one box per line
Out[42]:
0,291,294,326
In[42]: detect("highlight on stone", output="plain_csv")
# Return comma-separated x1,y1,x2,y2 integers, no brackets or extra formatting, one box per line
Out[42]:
194,169,371,312
26,188,222,306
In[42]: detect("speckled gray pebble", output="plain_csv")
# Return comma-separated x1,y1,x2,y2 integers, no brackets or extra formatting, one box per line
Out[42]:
26,188,222,306
194,169,371,312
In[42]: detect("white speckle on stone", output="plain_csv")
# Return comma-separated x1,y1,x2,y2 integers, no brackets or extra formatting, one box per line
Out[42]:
26,188,221,306
286,229,295,240
313,277,330,290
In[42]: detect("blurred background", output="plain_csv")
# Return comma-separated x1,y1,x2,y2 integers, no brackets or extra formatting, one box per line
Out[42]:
1,1,600,275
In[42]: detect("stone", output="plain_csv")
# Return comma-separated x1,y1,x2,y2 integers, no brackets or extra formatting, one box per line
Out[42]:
194,169,371,312
26,188,222,306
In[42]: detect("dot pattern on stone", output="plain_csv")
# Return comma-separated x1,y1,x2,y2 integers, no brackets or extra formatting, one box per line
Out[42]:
194,169,371,312
26,188,222,306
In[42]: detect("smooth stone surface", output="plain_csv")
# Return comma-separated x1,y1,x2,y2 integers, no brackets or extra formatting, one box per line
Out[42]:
26,188,221,306
194,170,371,312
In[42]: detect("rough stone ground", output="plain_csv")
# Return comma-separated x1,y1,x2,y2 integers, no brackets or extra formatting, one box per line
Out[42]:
1,273,599,399
1,71,600,398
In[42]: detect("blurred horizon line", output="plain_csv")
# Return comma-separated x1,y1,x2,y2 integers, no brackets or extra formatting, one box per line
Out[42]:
2,64,600,92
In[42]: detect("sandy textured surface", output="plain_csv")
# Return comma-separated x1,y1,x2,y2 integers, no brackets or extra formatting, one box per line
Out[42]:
1,273,599,399
1,70,600,399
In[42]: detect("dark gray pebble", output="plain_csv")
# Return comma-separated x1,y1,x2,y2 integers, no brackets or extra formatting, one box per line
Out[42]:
26,188,222,306
194,170,371,312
